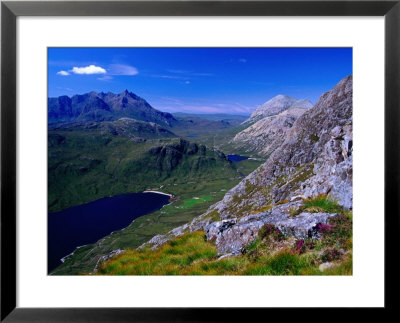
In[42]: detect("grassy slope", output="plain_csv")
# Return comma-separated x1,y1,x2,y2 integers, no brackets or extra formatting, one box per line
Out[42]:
98,197,352,275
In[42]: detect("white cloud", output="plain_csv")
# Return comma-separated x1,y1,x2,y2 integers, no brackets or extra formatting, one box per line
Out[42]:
238,58,247,63
185,81,191,84
108,64,138,76
71,65,106,75
57,70,70,76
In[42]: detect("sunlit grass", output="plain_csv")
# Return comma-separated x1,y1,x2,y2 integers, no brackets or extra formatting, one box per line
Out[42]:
303,194,343,214
98,231,219,275
98,217,352,276
177,195,213,209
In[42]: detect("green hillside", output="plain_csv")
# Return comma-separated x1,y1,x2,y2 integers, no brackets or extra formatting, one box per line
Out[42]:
49,127,241,213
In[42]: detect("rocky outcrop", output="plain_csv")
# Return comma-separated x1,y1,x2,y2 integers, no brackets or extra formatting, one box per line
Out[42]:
232,107,307,157
299,124,352,209
246,95,312,123
204,201,337,255
93,249,124,272
147,139,231,174
140,75,353,256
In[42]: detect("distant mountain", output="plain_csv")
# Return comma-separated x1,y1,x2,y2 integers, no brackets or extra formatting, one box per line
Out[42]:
48,90,177,127
246,95,312,123
231,107,308,157
172,112,248,123
48,118,177,140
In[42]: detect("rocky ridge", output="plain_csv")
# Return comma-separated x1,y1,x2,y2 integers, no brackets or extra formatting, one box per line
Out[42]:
139,75,352,257
231,107,308,157
246,94,312,123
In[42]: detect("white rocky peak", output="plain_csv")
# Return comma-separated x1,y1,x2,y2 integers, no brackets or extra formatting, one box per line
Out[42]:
248,95,313,122
232,107,308,157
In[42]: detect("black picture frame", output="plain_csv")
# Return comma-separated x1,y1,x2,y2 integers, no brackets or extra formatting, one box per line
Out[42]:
1,0,399,321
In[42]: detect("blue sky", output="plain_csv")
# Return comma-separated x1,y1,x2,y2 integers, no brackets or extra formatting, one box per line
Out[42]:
48,48,352,115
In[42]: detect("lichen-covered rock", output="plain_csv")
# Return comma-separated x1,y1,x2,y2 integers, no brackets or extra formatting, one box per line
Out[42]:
204,201,336,255
299,124,353,208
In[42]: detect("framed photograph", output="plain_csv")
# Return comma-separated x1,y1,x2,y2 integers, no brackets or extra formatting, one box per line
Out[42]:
1,0,398,321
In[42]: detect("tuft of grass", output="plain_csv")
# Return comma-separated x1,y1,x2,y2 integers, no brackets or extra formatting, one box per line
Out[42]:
266,251,304,275
275,199,290,206
204,209,220,222
289,194,344,218
251,205,272,214
303,194,342,214
245,251,313,275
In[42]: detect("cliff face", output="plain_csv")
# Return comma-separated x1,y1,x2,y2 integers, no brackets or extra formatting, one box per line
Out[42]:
141,75,353,256
231,107,307,157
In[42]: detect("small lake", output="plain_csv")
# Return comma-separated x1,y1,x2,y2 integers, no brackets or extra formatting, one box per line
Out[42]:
48,192,170,273
227,154,249,162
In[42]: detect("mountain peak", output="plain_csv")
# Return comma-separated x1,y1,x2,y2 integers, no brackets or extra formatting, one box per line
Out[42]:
271,94,291,100
48,90,177,126
248,95,313,122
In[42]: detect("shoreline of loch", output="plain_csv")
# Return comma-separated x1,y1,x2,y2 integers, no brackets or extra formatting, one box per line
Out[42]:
143,190,173,197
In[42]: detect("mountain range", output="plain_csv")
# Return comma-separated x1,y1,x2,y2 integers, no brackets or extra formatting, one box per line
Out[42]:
48,90,177,127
